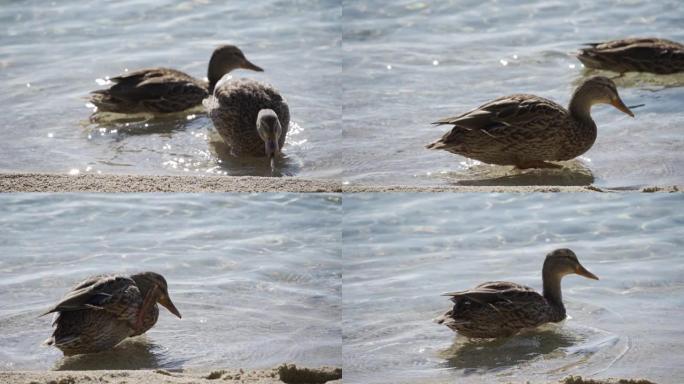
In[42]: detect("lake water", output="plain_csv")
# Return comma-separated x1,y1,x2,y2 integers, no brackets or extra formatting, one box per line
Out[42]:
2,1,683,187
340,0,684,188
0,193,341,371
342,193,684,384
0,0,341,178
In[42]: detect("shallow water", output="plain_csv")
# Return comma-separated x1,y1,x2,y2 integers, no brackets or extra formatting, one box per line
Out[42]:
342,193,684,383
341,0,684,188
0,0,341,178
0,193,341,371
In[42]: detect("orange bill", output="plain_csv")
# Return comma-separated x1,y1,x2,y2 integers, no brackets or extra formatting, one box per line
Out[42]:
576,264,599,280
159,296,182,318
611,97,635,117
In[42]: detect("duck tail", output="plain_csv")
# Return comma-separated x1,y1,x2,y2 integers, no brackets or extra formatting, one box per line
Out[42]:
426,140,447,150
433,310,457,326
43,336,55,346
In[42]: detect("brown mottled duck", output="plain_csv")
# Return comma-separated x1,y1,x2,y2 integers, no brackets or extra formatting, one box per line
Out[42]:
426,76,634,169
42,272,181,356
89,45,263,115
204,78,290,158
435,249,598,339
577,37,684,74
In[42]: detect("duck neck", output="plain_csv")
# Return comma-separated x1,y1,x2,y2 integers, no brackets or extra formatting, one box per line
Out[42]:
567,89,598,155
207,65,223,94
542,270,566,320
207,58,233,94
568,89,595,126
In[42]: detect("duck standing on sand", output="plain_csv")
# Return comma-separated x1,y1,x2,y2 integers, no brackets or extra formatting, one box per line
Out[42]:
204,78,290,159
435,249,598,339
89,45,263,115
577,38,684,74
42,272,181,356
427,76,634,169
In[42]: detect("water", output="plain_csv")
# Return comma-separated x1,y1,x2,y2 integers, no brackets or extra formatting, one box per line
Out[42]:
2,1,682,187
340,0,684,188
0,193,341,371
0,0,341,178
342,193,684,384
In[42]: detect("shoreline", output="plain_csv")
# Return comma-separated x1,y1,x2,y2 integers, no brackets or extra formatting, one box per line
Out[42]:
0,173,680,193
0,368,656,384
0,365,342,384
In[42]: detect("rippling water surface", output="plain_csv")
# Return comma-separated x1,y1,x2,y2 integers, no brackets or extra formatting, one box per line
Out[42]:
341,0,684,187
0,193,341,370
0,0,341,178
343,193,684,383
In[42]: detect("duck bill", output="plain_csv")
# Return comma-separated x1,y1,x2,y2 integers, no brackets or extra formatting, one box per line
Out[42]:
265,138,280,160
159,296,182,318
242,58,264,72
611,98,634,117
575,264,599,280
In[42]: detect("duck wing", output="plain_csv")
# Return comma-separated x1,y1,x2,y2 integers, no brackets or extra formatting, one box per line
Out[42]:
91,68,207,113
42,275,142,321
442,280,541,306
578,38,684,74
431,95,566,144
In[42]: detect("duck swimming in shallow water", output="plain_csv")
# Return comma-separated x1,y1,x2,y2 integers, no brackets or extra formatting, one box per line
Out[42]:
577,37,684,74
204,78,290,159
43,272,181,356
435,249,598,339
427,76,634,169
89,45,263,115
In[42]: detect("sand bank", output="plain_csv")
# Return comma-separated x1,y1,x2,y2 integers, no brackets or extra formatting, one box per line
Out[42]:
0,173,341,193
0,173,680,193
0,370,656,384
0,364,342,384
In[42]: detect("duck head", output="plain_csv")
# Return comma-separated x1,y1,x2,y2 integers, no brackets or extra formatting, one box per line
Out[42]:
543,248,599,281
208,45,263,92
256,109,283,159
130,272,182,319
571,76,634,117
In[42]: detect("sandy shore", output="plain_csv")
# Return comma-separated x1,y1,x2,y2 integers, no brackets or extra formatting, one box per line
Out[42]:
0,173,680,193
0,369,656,384
0,364,342,384
0,173,341,193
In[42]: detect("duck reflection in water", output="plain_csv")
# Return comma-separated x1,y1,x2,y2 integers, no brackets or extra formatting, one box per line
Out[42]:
439,328,578,373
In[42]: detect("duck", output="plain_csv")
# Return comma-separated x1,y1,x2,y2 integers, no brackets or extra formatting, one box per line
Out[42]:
435,249,598,339
89,45,263,115
42,271,181,356
204,78,289,159
426,76,634,169
577,37,684,74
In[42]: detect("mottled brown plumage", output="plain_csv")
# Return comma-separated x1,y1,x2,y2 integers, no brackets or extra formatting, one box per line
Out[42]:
427,76,634,168
204,78,290,158
89,45,263,115
43,272,181,356
435,249,599,339
577,37,684,74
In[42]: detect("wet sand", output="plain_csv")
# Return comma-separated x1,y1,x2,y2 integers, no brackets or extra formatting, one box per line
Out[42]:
0,173,342,193
0,173,680,193
0,369,655,384
0,365,342,384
